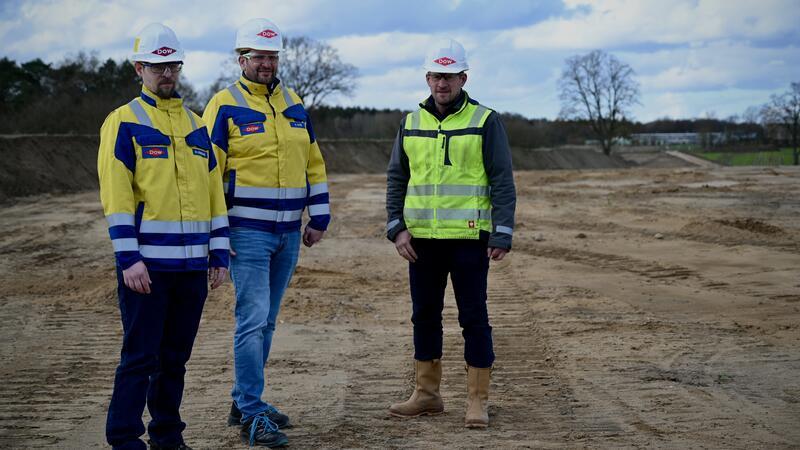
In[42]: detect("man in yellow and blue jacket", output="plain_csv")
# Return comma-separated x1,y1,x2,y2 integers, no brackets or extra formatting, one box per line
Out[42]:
202,18,329,448
386,39,516,429
97,23,229,450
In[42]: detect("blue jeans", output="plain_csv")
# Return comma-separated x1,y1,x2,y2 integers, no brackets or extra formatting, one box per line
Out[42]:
229,227,300,421
106,269,207,450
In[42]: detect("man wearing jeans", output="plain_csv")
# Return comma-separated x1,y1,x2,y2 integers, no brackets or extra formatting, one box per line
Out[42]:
203,17,329,448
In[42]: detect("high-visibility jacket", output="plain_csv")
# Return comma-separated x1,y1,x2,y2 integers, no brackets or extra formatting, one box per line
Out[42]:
98,86,230,271
202,76,330,233
386,92,515,248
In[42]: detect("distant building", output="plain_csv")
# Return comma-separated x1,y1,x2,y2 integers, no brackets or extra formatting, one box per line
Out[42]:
629,132,758,146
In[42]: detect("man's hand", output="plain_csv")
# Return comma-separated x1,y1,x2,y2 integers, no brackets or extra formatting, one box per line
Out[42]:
487,247,508,261
209,267,229,289
394,230,418,262
123,261,151,294
303,226,324,247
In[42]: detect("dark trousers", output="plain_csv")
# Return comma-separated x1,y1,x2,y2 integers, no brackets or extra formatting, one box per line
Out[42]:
106,269,207,450
409,237,494,368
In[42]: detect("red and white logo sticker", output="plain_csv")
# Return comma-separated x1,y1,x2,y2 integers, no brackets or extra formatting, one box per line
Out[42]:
152,47,176,56
244,125,260,133
434,57,455,66
258,29,278,38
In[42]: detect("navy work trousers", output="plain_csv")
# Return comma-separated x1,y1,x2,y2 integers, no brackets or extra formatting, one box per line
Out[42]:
106,268,207,450
409,237,494,368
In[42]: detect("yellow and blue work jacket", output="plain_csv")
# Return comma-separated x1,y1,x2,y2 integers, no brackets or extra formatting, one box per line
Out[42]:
203,76,330,233
386,91,516,249
98,86,230,271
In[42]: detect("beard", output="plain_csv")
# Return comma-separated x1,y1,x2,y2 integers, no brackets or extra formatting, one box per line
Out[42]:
154,81,176,99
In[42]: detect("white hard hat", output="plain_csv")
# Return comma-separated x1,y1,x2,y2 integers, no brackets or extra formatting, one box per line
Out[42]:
423,38,469,73
131,23,184,63
235,18,283,52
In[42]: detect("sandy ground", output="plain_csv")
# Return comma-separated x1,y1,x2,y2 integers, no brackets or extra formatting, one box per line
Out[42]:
1,166,799,449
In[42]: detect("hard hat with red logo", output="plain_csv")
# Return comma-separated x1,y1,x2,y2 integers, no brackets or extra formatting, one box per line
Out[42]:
423,38,469,73
235,18,284,52
131,23,185,63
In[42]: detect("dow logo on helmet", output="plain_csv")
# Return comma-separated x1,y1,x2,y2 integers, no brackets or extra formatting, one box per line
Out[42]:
258,29,278,38
152,47,176,56
434,57,456,66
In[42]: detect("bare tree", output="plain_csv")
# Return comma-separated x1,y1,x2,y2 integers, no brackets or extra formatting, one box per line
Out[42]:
558,50,640,155
204,36,357,109
761,82,800,165
280,36,358,109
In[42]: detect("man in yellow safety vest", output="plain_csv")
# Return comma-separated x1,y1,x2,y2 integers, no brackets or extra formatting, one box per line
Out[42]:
385,38,516,429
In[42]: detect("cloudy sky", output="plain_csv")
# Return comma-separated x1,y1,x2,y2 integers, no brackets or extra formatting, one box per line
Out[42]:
2,0,798,121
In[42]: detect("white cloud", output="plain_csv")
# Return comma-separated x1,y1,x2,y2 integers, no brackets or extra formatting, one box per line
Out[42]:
336,67,428,109
623,42,800,92
502,0,800,50
329,32,431,68
1,0,797,122
182,50,234,87
636,87,787,121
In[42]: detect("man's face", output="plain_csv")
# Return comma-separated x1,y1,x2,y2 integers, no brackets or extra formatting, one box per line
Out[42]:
135,62,182,99
239,50,280,85
426,71,467,106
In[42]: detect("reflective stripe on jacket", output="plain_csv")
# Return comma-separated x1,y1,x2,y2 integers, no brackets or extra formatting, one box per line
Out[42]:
98,86,230,271
202,76,330,233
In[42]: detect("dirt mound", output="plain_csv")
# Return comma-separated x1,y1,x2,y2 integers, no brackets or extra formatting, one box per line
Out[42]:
511,145,631,170
715,218,785,235
0,136,691,202
680,217,789,244
0,135,100,203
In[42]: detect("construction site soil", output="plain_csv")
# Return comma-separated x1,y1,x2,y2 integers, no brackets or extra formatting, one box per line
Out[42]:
1,136,798,448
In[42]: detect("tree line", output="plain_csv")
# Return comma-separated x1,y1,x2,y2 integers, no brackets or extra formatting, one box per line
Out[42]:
0,48,795,162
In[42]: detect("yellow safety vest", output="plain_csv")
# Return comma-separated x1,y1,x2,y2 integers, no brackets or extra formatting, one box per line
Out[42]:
402,96,492,239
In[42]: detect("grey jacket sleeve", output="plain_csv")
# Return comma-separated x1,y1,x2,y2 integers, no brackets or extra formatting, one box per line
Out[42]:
386,122,409,242
482,112,516,250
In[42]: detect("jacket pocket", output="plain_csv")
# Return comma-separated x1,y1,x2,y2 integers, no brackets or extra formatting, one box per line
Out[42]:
134,133,172,159
231,111,267,136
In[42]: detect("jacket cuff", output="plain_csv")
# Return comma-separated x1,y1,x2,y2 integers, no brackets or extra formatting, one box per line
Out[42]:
116,251,143,270
308,215,330,232
386,218,407,242
488,233,512,250
209,249,230,269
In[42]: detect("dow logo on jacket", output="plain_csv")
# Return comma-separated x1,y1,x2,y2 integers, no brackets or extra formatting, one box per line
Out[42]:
239,123,265,135
143,147,169,158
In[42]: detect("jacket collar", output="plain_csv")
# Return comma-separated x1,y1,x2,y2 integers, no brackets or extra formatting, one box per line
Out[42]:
238,74,281,97
420,90,468,122
140,86,183,111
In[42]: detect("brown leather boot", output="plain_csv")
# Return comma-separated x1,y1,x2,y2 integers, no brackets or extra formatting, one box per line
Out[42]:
465,365,490,428
388,359,444,417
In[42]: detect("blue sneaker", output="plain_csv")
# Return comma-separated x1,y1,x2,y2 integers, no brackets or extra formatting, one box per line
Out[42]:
230,402,292,429
228,401,242,426
264,404,292,429
240,414,288,448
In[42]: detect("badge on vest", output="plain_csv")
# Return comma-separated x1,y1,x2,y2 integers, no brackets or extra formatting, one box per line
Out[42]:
468,220,475,228
142,147,168,159
192,149,208,158
239,123,265,135
289,121,306,129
